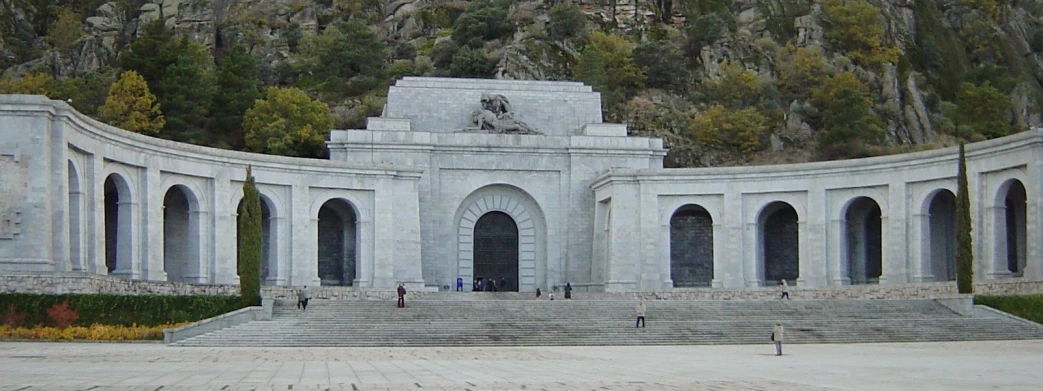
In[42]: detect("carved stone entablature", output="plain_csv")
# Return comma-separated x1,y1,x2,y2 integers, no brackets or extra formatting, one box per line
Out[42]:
461,93,542,135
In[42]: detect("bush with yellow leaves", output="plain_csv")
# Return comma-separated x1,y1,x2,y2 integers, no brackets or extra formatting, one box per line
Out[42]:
0,322,189,341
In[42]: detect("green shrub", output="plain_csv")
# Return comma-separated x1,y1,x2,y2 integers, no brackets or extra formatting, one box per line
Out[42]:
548,1,586,40
0,294,245,327
975,295,1043,324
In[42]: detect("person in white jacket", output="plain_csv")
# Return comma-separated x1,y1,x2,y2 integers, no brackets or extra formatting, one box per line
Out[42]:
772,322,785,356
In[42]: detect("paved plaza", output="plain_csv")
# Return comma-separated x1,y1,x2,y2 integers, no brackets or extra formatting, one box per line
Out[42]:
0,340,1041,390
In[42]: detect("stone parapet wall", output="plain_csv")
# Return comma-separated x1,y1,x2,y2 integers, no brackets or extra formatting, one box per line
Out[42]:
3,273,1042,300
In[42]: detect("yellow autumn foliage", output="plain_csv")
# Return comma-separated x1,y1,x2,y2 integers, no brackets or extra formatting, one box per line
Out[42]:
0,323,189,341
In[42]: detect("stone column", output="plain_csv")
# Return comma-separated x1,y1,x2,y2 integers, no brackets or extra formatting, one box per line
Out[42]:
721,192,743,288
883,182,908,284
143,168,164,281
802,189,827,288
659,222,672,290
269,215,289,286
743,221,761,287
830,217,849,285
189,209,210,283
1024,160,1042,278
710,223,725,288
985,205,1012,279
877,214,895,284
68,188,84,272
910,212,935,282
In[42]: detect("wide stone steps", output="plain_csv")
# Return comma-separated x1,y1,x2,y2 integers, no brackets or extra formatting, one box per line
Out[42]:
172,299,1043,347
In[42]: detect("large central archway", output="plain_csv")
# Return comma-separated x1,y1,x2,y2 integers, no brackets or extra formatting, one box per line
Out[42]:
456,185,544,293
473,211,519,291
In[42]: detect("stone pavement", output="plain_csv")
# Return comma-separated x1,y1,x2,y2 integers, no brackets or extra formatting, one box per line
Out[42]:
0,340,1040,391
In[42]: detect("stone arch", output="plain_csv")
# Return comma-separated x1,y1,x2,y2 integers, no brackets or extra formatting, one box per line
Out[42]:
669,204,714,287
162,184,201,282
996,179,1027,276
67,160,84,272
758,201,800,285
103,173,133,277
316,198,359,286
455,184,545,293
841,196,883,284
923,189,957,282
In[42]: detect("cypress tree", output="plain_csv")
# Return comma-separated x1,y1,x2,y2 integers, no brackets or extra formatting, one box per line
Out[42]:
955,141,974,294
237,166,262,306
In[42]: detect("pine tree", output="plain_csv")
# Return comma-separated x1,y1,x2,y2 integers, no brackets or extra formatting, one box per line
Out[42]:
955,141,974,294
98,71,165,135
237,166,262,306
210,44,260,150
119,19,180,88
157,41,216,143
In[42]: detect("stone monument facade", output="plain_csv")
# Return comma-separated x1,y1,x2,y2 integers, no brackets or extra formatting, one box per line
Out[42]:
0,77,1041,294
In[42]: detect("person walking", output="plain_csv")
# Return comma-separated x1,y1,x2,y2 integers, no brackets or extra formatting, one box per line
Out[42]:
297,286,310,311
635,298,646,328
456,277,463,292
535,287,542,300
772,322,785,356
499,277,508,292
397,283,407,308
780,279,790,300
564,282,573,299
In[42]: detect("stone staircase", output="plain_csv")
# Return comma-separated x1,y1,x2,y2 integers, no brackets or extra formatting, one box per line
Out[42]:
171,295,1043,347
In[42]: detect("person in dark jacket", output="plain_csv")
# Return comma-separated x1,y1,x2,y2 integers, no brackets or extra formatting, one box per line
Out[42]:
397,283,407,308
564,282,573,299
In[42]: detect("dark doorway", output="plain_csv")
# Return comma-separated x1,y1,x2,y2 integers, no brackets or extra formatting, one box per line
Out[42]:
473,211,519,291
670,205,714,287
928,190,957,281
1004,181,1027,275
317,199,357,286
846,197,882,284
762,202,799,285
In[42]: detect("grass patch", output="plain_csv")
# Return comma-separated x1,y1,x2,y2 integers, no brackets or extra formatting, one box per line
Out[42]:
975,294,1043,324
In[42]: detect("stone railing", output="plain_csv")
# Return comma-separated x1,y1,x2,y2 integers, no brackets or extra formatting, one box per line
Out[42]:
3,272,1041,300
162,299,273,344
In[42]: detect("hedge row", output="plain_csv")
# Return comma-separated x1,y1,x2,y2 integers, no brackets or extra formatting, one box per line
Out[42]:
1,294,246,327
975,294,1043,324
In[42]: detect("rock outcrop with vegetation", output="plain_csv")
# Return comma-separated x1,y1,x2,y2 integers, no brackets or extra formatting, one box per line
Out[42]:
2,0,1041,165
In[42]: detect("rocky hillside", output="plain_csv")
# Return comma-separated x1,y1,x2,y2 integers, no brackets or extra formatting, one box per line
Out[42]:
1,0,1041,166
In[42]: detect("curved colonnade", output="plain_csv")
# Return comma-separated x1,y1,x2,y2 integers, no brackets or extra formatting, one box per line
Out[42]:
1,92,1041,293
593,131,1042,290
0,95,423,288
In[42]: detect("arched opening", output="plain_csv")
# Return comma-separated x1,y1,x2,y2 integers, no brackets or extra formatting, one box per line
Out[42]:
670,204,714,287
317,199,357,286
103,174,131,277
163,186,198,282
1003,181,1027,275
473,211,519,292
927,190,957,281
845,197,882,284
67,161,83,272
761,202,799,285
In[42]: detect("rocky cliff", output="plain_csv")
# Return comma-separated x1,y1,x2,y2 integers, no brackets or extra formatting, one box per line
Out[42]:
2,0,1041,166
